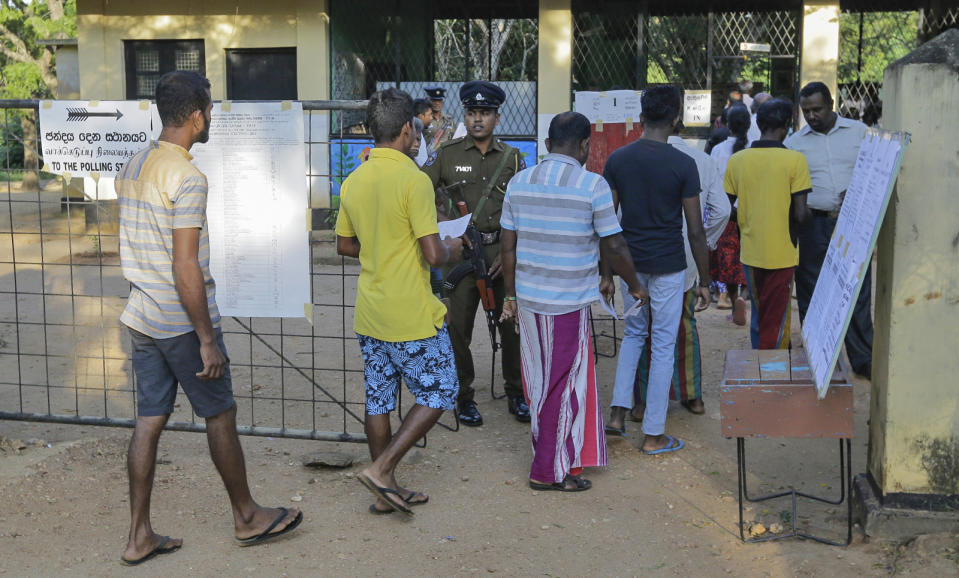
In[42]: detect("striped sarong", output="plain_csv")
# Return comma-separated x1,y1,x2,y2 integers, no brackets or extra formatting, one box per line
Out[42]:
743,264,794,349
633,289,702,402
519,306,607,484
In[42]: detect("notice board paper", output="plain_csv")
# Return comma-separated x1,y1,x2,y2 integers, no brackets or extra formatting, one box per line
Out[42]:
574,90,643,125
39,100,155,179
192,102,311,319
683,90,712,127
801,130,909,398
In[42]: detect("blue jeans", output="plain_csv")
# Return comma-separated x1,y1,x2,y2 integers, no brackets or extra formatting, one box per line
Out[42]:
610,270,685,436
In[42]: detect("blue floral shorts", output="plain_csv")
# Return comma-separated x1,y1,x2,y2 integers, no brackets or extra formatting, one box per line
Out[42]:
357,325,459,415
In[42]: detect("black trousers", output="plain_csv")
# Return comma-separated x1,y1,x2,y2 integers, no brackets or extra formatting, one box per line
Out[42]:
796,213,874,372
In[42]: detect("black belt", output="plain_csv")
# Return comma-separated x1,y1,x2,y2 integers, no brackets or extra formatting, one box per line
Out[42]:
478,230,501,245
811,208,840,219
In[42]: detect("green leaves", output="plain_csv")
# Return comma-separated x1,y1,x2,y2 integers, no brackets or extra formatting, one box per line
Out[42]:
0,0,76,99
1,61,44,99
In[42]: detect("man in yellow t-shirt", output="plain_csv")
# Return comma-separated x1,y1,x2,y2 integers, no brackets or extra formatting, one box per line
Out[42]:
335,87,463,516
724,98,811,349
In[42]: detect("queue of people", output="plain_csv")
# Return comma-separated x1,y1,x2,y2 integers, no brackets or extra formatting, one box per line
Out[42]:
114,71,872,564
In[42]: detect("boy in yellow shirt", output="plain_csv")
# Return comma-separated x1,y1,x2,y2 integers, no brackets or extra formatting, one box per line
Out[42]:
336,88,463,516
724,99,811,349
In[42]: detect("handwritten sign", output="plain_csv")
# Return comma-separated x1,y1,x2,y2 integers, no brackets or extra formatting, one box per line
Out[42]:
683,90,712,127
39,100,154,179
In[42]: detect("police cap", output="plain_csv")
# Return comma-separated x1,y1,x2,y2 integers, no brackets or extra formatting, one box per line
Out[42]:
424,86,446,101
460,80,505,110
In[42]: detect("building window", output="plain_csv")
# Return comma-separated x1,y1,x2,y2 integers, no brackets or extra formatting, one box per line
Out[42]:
124,40,205,100
225,48,297,100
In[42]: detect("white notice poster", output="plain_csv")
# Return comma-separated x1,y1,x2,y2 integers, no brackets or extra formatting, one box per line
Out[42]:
683,90,712,127
801,130,908,398
39,100,155,179
192,102,311,319
574,90,643,124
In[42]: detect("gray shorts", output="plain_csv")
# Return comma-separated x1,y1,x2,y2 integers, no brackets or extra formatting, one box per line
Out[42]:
130,328,235,418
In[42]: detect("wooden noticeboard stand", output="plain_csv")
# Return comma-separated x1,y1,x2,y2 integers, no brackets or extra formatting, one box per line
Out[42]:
721,349,854,545
718,129,908,546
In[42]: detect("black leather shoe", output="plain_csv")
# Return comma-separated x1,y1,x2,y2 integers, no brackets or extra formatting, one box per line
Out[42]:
457,400,483,427
508,396,531,423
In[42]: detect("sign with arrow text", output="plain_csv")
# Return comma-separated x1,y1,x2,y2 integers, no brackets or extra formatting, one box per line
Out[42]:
39,100,157,181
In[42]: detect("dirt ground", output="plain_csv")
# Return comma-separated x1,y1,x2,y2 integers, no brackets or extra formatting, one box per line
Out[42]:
3,294,958,577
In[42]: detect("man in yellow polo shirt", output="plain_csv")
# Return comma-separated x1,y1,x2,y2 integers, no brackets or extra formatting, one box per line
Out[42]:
724,99,811,349
336,87,463,516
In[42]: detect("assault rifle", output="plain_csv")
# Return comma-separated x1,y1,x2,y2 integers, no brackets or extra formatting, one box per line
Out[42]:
443,201,500,360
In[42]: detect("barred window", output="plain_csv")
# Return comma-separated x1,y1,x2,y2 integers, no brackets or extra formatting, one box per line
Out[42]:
124,40,206,100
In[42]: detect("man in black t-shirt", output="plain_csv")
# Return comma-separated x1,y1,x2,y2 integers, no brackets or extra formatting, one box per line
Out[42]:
601,86,712,455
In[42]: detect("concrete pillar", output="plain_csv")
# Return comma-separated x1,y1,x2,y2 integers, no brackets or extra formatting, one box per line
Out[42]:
799,2,840,112
536,0,572,161
297,0,330,100
856,28,959,539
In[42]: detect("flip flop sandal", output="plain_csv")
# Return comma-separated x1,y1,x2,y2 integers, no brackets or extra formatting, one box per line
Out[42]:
369,503,394,515
642,434,685,455
370,491,429,514
404,491,429,506
235,508,304,547
528,475,592,492
681,400,706,415
119,536,181,566
603,424,626,437
357,473,413,516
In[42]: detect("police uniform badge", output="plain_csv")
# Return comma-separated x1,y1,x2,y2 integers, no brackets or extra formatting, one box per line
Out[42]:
424,150,438,167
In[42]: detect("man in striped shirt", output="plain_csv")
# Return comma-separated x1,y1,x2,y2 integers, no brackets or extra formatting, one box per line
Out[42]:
499,111,646,491
115,71,301,565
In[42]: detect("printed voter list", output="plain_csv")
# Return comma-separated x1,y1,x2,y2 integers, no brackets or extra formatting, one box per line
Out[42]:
801,130,907,398
191,101,311,319
39,100,154,179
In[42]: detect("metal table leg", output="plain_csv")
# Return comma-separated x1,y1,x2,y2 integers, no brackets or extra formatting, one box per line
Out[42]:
737,437,852,546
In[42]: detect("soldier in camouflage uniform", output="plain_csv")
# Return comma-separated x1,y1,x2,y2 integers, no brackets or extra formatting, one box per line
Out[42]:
424,86,455,151
422,80,528,427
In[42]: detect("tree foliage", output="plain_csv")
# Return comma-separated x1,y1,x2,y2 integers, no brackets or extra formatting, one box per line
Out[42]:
0,0,76,98
0,1,75,184
839,11,919,84
433,18,538,82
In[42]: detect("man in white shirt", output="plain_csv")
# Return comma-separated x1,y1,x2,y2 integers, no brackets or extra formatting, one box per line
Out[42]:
747,92,771,143
631,123,731,416
785,82,873,379
739,79,754,110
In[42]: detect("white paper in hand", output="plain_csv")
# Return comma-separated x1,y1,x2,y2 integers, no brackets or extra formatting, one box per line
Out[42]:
438,213,471,239
600,297,619,320
624,297,646,318
452,123,467,140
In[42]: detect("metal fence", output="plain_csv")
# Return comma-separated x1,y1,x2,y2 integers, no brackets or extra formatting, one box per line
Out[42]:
572,5,800,136
0,99,423,443
329,1,538,136
838,6,958,124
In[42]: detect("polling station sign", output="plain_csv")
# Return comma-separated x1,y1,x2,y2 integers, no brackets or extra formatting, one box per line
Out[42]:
40,100,156,180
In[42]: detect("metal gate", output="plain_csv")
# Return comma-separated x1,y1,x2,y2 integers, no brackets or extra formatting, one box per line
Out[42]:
0,99,397,443
572,4,800,135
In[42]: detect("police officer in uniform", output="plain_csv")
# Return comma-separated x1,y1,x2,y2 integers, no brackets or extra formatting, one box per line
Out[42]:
424,86,455,151
422,80,528,427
